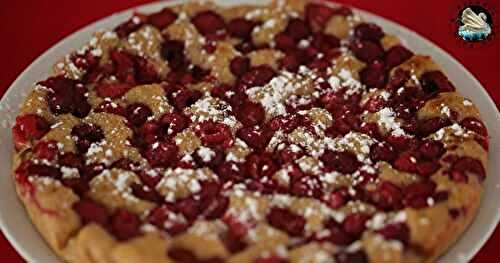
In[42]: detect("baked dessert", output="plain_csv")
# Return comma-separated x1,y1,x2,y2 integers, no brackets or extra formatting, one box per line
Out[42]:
10,0,490,262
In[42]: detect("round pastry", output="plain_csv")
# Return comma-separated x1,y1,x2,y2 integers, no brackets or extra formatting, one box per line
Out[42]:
11,0,489,262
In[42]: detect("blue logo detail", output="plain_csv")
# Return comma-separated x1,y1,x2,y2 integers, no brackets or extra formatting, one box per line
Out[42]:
458,6,492,41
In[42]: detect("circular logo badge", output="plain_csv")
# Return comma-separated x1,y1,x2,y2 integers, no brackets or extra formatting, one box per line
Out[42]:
456,5,493,41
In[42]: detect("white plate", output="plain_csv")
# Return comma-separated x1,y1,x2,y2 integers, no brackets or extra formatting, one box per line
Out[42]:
0,1,499,262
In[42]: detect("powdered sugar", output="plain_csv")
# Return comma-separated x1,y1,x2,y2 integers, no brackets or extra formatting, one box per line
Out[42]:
186,96,238,128
60,166,79,179
375,107,407,137
463,99,473,106
196,146,215,162
246,66,322,118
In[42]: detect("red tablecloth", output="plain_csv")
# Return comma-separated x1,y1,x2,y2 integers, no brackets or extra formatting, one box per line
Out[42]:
0,0,498,262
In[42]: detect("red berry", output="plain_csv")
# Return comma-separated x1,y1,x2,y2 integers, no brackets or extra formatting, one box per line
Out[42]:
451,156,486,182
114,14,147,38
449,208,461,219
350,39,384,63
27,164,62,178
328,188,349,209
80,163,105,181
237,125,273,150
110,51,136,84
335,251,368,263
416,161,440,177
110,209,140,240
95,83,131,98
12,114,50,148
360,60,386,88
59,152,84,169
168,248,223,263
377,223,410,245
320,219,354,246
227,18,255,39
285,18,310,40
160,112,188,136
417,117,452,137
126,103,153,126
71,123,105,153
386,135,416,152
111,158,140,171
418,141,445,159
268,114,302,133
370,181,403,210
230,56,250,77
274,33,296,51
203,195,229,220
217,161,245,182
73,199,109,225
460,117,487,137
191,11,226,36
62,177,89,196
175,197,201,221
280,53,301,72
420,71,455,94
384,45,413,69
95,101,126,116
33,140,59,161
276,144,305,164
244,153,278,179
393,151,419,173
354,23,384,42
147,8,177,29
39,76,91,118
131,183,161,203
239,66,276,87
195,121,234,149
148,204,190,236
136,121,160,145
343,213,371,237
305,3,335,32
290,174,323,198
320,150,361,174
161,40,186,70
236,101,265,126
266,207,305,237
137,170,162,188
170,88,202,110
403,180,436,208
235,41,256,54
312,33,340,53
135,57,159,84
143,141,178,168
255,256,288,263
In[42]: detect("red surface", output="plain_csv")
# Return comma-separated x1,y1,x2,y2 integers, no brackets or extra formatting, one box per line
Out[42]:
0,0,498,262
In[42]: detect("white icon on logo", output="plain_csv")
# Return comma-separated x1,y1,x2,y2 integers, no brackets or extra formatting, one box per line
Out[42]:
458,7,491,41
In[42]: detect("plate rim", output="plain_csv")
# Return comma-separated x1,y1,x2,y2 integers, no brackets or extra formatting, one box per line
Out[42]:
0,1,498,262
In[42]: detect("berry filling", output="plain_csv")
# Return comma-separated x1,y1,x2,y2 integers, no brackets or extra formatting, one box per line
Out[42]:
168,248,223,263
266,207,305,237
191,11,226,37
13,1,489,257
195,121,234,149
142,141,178,168
71,123,105,153
12,114,50,149
148,8,177,29
39,76,91,118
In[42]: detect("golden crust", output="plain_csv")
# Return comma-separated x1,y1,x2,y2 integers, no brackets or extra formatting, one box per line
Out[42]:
418,92,481,121
14,177,81,256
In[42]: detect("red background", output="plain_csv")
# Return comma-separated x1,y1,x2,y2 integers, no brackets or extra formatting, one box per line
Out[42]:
0,0,498,262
